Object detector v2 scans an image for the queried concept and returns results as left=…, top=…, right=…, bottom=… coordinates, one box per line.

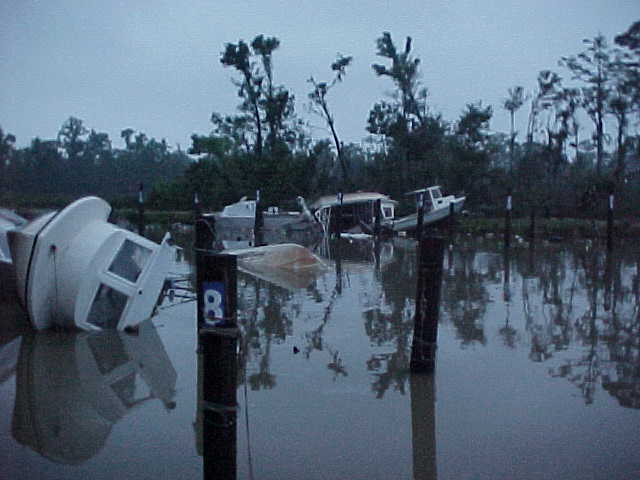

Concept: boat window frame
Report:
left=107, top=238, right=153, bottom=285
left=86, top=282, right=130, bottom=329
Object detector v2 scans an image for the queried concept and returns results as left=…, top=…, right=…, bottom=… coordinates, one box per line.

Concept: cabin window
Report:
left=87, top=284, right=128, bottom=329
left=383, top=207, right=393, bottom=219
left=431, top=189, right=442, bottom=199
left=108, top=239, right=152, bottom=283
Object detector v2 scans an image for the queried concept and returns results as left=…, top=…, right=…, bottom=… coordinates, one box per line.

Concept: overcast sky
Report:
left=1, top=1, right=639, bottom=150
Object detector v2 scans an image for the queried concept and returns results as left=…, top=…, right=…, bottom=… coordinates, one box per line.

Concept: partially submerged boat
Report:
left=205, top=195, right=321, bottom=248
left=7, top=196, right=175, bottom=331
left=388, top=186, right=465, bottom=233
left=311, top=192, right=397, bottom=234
left=223, top=243, right=327, bottom=290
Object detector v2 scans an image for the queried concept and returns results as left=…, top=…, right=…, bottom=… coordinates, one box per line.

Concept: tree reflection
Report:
left=440, top=241, right=492, bottom=346
left=237, top=277, right=296, bottom=391
left=365, top=243, right=416, bottom=398
left=543, top=244, right=640, bottom=408
left=228, top=234, right=640, bottom=407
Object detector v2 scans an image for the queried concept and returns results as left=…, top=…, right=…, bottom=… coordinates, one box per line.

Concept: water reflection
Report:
left=233, top=236, right=640, bottom=409
left=410, top=373, right=437, bottom=480
left=11, top=320, right=177, bottom=464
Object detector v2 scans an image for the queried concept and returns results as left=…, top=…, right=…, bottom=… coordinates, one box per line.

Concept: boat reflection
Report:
left=11, top=320, right=177, bottom=464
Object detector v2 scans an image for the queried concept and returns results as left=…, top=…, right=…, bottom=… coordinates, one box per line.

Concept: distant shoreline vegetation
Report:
left=1, top=23, right=639, bottom=220
left=13, top=203, right=639, bottom=241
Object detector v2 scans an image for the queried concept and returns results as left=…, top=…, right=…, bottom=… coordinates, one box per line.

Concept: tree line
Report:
left=0, top=117, right=190, bottom=208
left=1, top=21, right=639, bottom=217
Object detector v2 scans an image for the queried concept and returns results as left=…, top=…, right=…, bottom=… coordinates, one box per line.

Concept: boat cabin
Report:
left=8, top=197, right=174, bottom=331
left=310, top=192, right=397, bottom=234
left=406, top=186, right=447, bottom=212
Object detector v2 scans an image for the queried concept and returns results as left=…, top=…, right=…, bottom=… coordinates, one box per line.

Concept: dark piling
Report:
left=137, top=182, right=145, bottom=236
left=195, top=234, right=239, bottom=479
left=410, top=236, right=445, bottom=373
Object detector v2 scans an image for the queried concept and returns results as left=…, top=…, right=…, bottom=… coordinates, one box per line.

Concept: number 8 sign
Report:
left=202, top=281, right=225, bottom=325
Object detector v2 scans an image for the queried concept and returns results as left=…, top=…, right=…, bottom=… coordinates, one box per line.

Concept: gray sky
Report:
left=1, top=1, right=639, bottom=150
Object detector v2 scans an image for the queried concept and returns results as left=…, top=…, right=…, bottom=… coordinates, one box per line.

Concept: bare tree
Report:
left=308, top=54, right=353, bottom=188
left=560, top=34, right=613, bottom=175
left=502, top=86, right=526, bottom=173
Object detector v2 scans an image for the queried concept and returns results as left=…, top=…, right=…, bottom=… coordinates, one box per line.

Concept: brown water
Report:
left=1, top=235, right=639, bottom=479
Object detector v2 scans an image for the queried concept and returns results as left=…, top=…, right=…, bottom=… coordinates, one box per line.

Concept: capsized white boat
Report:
left=223, top=243, right=327, bottom=290
left=7, top=196, right=175, bottom=331
left=387, top=186, right=465, bottom=232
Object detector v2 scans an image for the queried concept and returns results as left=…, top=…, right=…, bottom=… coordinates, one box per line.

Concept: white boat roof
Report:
left=404, top=186, right=442, bottom=196
left=311, top=192, right=397, bottom=209
left=0, top=208, right=27, bottom=227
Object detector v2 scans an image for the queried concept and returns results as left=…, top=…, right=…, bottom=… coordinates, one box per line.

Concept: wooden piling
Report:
left=374, top=198, right=382, bottom=237
left=607, top=190, right=614, bottom=251
left=503, top=247, right=511, bottom=302
left=415, top=192, right=425, bottom=241
left=201, top=339, right=237, bottom=480
left=196, top=252, right=237, bottom=330
left=504, top=191, right=512, bottom=249
left=137, top=182, right=145, bottom=236
left=195, top=215, right=216, bottom=251
left=334, top=238, right=343, bottom=294
left=199, top=298, right=238, bottom=478
left=448, top=202, right=455, bottom=237
left=195, top=248, right=239, bottom=479
left=254, top=189, right=264, bottom=247
left=194, top=191, right=202, bottom=217
left=334, top=192, right=343, bottom=238
left=528, top=207, right=536, bottom=241
left=410, top=373, right=436, bottom=480
left=410, top=236, right=445, bottom=373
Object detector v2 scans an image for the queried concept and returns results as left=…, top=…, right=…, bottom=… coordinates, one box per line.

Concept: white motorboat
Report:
left=7, top=196, right=174, bottom=331
left=388, top=186, right=465, bottom=232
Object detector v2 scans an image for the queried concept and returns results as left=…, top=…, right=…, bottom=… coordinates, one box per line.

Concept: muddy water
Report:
left=1, top=236, right=639, bottom=479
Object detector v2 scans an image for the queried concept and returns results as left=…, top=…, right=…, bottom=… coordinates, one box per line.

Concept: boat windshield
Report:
left=87, top=284, right=128, bottom=329
left=108, top=239, right=152, bottom=283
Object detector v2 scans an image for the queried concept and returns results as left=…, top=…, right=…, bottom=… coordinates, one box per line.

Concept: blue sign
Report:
left=202, top=281, right=224, bottom=325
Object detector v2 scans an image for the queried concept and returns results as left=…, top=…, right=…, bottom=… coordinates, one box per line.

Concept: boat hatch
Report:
left=87, top=284, right=128, bottom=329
left=108, top=239, right=152, bottom=284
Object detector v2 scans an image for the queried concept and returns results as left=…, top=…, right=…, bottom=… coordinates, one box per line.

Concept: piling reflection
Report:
left=410, top=373, right=437, bottom=480
left=11, top=320, right=177, bottom=464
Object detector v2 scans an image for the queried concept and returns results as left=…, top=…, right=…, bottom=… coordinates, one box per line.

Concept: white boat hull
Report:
left=389, top=197, right=465, bottom=232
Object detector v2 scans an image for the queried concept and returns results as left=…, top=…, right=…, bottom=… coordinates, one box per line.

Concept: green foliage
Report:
left=0, top=117, right=191, bottom=206
left=4, top=23, right=640, bottom=224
